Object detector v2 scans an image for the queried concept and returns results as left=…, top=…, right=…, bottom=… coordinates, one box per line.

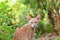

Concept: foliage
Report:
left=0, top=0, right=60, bottom=40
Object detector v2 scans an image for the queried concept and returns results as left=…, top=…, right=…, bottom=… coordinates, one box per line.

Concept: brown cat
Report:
left=13, top=14, right=40, bottom=40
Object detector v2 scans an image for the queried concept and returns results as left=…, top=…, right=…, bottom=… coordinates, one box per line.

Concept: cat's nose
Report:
left=34, top=25, right=36, bottom=28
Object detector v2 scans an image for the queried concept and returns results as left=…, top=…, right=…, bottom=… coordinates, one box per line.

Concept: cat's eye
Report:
left=35, top=21, right=37, bottom=23
left=31, top=22, right=33, bottom=23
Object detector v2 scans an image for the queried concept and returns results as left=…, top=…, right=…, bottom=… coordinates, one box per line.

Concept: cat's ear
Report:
left=36, top=14, right=40, bottom=20
left=27, top=14, right=31, bottom=21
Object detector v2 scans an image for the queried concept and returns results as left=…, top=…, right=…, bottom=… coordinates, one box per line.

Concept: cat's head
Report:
left=27, top=14, right=40, bottom=28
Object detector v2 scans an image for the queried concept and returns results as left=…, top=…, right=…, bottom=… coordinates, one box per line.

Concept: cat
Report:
left=14, top=14, right=40, bottom=40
